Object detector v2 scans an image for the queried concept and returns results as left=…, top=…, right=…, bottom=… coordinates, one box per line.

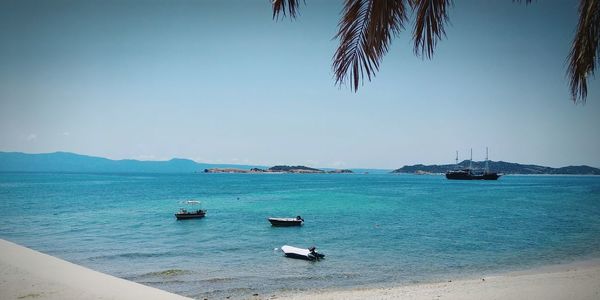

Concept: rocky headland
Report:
left=204, top=165, right=353, bottom=174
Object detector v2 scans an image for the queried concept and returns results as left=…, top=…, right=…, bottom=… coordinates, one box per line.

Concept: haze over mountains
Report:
left=0, top=152, right=598, bottom=175
left=0, top=152, right=391, bottom=174
left=0, top=151, right=265, bottom=173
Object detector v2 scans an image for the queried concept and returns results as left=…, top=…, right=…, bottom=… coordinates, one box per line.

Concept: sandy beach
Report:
left=0, top=239, right=192, bottom=300
left=2, top=238, right=600, bottom=300
left=285, top=262, right=600, bottom=300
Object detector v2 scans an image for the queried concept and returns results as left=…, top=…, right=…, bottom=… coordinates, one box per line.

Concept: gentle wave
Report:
left=194, top=287, right=259, bottom=299
left=87, top=251, right=177, bottom=260
left=272, top=273, right=361, bottom=282
left=202, top=277, right=235, bottom=283
left=141, top=269, right=191, bottom=277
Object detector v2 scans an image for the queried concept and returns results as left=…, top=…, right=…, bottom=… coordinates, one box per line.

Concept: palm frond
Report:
left=568, top=0, right=600, bottom=103
left=272, top=0, right=303, bottom=20
left=411, top=0, right=452, bottom=59
left=333, top=0, right=407, bottom=91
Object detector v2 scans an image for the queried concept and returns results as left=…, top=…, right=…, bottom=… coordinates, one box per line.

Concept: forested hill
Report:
left=392, top=160, right=600, bottom=175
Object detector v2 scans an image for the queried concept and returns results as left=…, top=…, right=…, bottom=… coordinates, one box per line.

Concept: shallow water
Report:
left=1, top=173, right=599, bottom=298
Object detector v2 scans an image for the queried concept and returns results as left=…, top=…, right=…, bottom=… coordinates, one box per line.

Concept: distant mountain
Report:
left=392, top=160, right=600, bottom=175
left=0, top=151, right=265, bottom=173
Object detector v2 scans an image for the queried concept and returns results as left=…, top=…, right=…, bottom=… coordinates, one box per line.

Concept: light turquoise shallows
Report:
left=1, top=173, right=599, bottom=298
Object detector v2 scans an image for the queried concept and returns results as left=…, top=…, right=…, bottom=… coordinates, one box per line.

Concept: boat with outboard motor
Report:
left=281, top=245, right=324, bottom=261
left=268, top=216, right=304, bottom=226
left=175, top=198, right=206, bottom=220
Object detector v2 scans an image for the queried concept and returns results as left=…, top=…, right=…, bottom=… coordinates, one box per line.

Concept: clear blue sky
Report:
left=1, top=0, right=598, bottom=169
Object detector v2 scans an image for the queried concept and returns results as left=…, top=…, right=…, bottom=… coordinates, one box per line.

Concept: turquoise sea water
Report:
left=1, top=173, right=600, bottom=298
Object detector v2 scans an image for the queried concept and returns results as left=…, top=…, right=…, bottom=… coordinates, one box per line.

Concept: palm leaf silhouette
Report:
left=272, top=0, right=598, bottom=103
left=272, top=0, right=303, bottom=19
left=333, top=0, right=407, bottom=90
left=411, top=0, right=452, bottom=59
left=568, top=0, right=599, bottom=103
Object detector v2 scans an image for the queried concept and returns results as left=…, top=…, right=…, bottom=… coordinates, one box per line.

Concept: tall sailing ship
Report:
left=445, top=148, right=501, bottom=180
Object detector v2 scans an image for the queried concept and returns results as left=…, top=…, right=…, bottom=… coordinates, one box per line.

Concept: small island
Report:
left=204, top=165, right=353, bottom=174
left=392, top=160, right=600, bottom=175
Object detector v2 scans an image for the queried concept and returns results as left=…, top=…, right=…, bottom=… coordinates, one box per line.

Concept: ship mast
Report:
left=469, top=148, right=473, bottom=170
left=455, top=151, right=458, bottom=166
left=485, top=147, right=489, bottom=174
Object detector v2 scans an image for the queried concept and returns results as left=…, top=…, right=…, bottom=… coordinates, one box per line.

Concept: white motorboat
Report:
left=281, top=245, right=325, bottom=261
left=268, top=216, right=304, bottom=226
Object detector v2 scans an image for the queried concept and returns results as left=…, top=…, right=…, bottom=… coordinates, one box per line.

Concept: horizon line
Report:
left=1, top=150, right=599, bottom=170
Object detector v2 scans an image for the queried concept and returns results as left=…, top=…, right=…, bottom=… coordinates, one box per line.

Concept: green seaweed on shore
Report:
left=146, top=269, right=191, bottom=277
left=17, top=293, right=41, bottom=299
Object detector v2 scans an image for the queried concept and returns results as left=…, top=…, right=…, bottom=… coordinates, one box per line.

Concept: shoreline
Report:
left=2, top=239, right=600, bottom=300
left=280, top=259, right=600, bottom=300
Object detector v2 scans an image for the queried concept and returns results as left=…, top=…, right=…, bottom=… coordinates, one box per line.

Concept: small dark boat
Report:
left=175, top=208, right=206, bottom=220
left=281, top=245, right=324, bottom=261
left=268, top=216, right=304, bottom=226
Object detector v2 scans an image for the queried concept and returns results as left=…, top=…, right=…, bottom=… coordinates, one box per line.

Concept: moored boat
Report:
left=281, top=245, right=324, bottom=261
left=446, top=169, right=501, bottom=180
left=446, top=148, right=501, bottom=180
left=175, top=208, right=206, bottom=220
left=268, top=216, right=304, bottom=226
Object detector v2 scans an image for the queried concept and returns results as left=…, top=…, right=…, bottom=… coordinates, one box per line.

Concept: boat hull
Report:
left=268, top=218, right=304, bottom=227
left=268, top=219, right=303, bottom=226
left=446, top=172, right=501, bottom=180
left=281, top=245, right=324, bottom=261
left=283, top=252, right=314, bottom=260
left=175, top=212, right=206, bottom=220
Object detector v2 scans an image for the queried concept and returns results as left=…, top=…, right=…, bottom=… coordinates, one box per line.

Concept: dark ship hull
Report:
left=175, top=209, right=206, bottom=220
left=268, top=218, right=303, bottom=226
left=445, top=170, right=501, bottom=180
